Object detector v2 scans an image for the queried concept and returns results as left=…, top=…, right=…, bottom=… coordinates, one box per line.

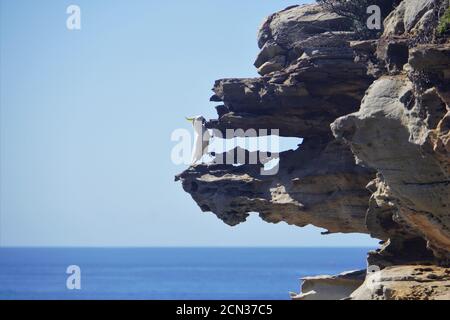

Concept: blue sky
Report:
left=0, top=0, right=378, bottom=247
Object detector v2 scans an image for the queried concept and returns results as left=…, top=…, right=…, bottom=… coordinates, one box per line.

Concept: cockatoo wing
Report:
left=191, top=122, right=209, bottom=164
left=202, top=128, right=211, bottom=155
left=192, top=133, right=203, bottom=164
left=190, top=117, right=211, bottom=165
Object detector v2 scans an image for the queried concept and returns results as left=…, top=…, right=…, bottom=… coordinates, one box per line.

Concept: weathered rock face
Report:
left=332, top=29, right=450, bottom=263
left=176, top=0, right=450, bottom=299
left=290, top=270, right=366, bottom=300
left=332, top=75, right=450, bottom=260
left=178, top=3, right=376, bottom=235
left=383, top=0, right=436, bottom=36
left=207, top=4, right=373, bottom=139
left=177, top=139, right=373, bottom=234
left=351, top=265, right=450, bottom=300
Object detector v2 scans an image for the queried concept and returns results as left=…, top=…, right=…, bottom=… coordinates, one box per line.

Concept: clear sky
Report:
left=0, top=0, right=378, bottom=247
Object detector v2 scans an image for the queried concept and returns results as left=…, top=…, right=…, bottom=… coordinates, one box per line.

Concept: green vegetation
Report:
left=437, top=6, right=450, bottom=35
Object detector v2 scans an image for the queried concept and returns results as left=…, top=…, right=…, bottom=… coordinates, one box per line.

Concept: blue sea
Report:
left=0, top=247, right=370, bottom=300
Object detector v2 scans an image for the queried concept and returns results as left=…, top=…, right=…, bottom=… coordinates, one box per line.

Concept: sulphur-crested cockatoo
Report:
left=186, top=116, right=211, bottom=165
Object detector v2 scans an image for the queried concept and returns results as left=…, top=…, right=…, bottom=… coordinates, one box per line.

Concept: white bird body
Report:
left=187, top=116, right=210, bottom=165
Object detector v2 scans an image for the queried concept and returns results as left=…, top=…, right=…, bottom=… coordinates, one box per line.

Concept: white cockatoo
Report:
left=186, top=116, right=211, bottom=165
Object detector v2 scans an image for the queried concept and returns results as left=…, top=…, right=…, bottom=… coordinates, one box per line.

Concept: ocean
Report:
left=0, top=247, right=370, bottom=300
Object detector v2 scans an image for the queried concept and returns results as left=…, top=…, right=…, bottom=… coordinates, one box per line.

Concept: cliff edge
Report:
left=176, top=0, right=450, bottom=300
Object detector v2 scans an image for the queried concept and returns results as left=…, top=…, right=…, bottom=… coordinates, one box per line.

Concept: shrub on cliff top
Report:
left=437, top=5, right=450, bottom=35
left=316, top=0, right=401, bottom=38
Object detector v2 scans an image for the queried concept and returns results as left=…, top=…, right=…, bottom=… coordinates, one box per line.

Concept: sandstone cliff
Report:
left=176, top=0, right=450, bottom=300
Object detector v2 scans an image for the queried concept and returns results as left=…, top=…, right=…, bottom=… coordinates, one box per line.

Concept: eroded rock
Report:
left=290, top=270, right=366, bottom=300
left=332, top=74, right=450, bottom=260
left=176, top=139, right=374, bottom=234
left=351, top=265, right=450, bottom=300
left=383, top=0, right=435, bottom=36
